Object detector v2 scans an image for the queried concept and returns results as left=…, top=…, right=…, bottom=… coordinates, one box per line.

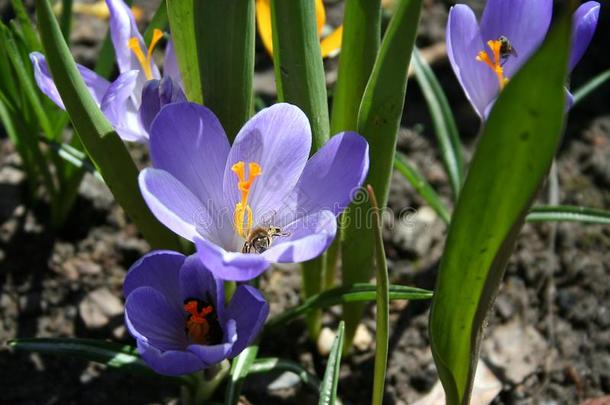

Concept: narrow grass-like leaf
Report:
left=248, top=358, right=321, bottom=393
left=330, top=0, right=381, bottom=134
left=270, top=0, right=331, bottom=341
left=412, top=48, right=463, bottom=199
left=572, top=69, right=610, bottom=106
left=35, top=0, right=181, bottom=250
left=265, top=283, right=431, bottom=328
left=319, top=321, right=344, bottom=405
left=326, top=0, right=381, bottom=292
left=8, top=338, right=185, bottom=384
left=270, top=0, right=329, bottom=151
left=225, top=345, right=258, bottom=405
left=60, top=0, right=73, bottom=41
left=526, top=205, right=610, bottom=224
left=368, top=185, right=389, bottom=405
left=10, top=0, right=43, bottom=51
left=341, top=0, right=422, bottom=352
left=429, top=7, right=573, bottom=404
left=394, top=152, right=451, bottom=224
left=166, top=0, right=203, bottom=103
left=197, top=1, right=254, bottom=141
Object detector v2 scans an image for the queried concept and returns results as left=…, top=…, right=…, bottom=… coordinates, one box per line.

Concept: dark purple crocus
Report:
left=124, top=251, right=269, bottom=376
left=30, top=0, right=182, bottom=142
left=139, top=102, right=369, bottom=281
left=447, top=0, right=600, bottom=118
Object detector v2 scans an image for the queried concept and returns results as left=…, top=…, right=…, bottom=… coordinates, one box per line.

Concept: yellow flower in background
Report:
left=256, top=0, right=343, bottom=58
left=54, top=0, right=144, bottom=22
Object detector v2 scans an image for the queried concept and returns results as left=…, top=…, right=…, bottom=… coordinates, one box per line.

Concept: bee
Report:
left=497, top=35, right=518, bottom=65
left=242, top=226, right=289, bottom=254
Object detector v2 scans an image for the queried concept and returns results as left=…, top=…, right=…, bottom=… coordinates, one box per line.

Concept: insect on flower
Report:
left=138, top=102, right=369, bottom=281
left=447, top=0, right=600, bottom=118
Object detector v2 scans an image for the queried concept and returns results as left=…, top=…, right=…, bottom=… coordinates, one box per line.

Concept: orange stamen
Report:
left=127, top=29, right=164, bottom=80
left=184, top=300, right=215, bottom=344
left=231, top=161, right=262, bottom=237
left=476, top=39, right=508, bottom=90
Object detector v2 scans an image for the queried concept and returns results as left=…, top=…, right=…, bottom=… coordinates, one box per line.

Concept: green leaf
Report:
left=166, top=0, right=203, bottom=103
left=319, top=321, right=344, bottom=405
left=330, top=0, right=381, bottom=134
left=248, top=358, right=321, bottom=393
left=394, top=152, right=451, bottom=224
left=270, top=0, right=331, bottom=341
left=428, top=6, right=573, bottom=404
left=572, top=69, right=610, bottom=106
left=368, top=186, right=389, bottom=405
left=60, top=0, right=73, bottom=42
left=10, top=0, right=43, bottom=51
left=341, top=0, right=422, bottom=352
left=35, top=0, right=181, bottom=251
left=265, top=283, right=432, bottom=328
left=526, top=205, right=610, bottom=224
left=225, top=345, right=258, bottom=405
left=412, top=48, right=463, bottom=199
left=270, top=0, right=329, bottom=151
left=197, top=0, right=254, bottom=141
left=8, top=338, right=185, bottom=384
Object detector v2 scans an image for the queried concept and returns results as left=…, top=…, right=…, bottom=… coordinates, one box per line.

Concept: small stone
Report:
left=79, top=287, right=124, bottom=329
left=392, top=206, right=445, bottom=258
left=317, top=327, right=336, bottom=356
left=483, top=317, right=548, bottom=384
left=268, top=371, right=302, bottom=391
left=353, top=323, right=373, bottom=352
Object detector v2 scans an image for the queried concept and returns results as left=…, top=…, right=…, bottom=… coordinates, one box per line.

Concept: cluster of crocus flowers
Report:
left=255, top=0, right=343, bottom=58
left=139, top=102, right=369, bottom=281
left=124, top=251, right=268, bottom=376
left=447, top=0, right=600, bottom=118
left=31, top=0, right=182, bottom=143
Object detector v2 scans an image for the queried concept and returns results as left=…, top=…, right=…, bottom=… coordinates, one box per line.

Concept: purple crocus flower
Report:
left=124, top=251, right=269, bottom=376
left=447, top=0, right=600, bottom=118
left=30, top=0, right=182, bottom=143
left=139, top=102, right=369, bottom=282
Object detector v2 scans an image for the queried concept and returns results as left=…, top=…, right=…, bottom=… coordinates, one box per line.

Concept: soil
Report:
left=1, top=0, right=609, bottom=404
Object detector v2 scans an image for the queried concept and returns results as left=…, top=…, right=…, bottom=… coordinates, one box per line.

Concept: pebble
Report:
left=79, top=287, right=124, bottom=329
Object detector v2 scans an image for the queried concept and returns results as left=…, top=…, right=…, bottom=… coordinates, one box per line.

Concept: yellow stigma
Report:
left=127, top=28, right=164, bottom=80
left=231, top=161, right=262, bottom=238
left=476, top=39, right=508, bottom=90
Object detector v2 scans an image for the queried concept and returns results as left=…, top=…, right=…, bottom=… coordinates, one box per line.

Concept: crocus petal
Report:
left=125, top=286, right=188, bottom=351
left=194, top=237, right=270, bottom=282
left=280, top=132, right=368, bottom=225
left=139, top=77, right=187, bottom=134
left=163, top=40, right=183, bottom=88
left=255, top=0, right=274, bottom=56
left=179, top=255, right=226, bottom=322
left=261, top=210, right=336, bottom=263
left=136, top=339, right=206, bottom=376
left=100, top=70, right=147, bottom=143
left=139, top=168, right=215, bottom=242
left=223, top=103, right=311, bottom=225
left=479, top=0, right=552, bottom=78
left=29, top=52, right=110, bottom=109
left=315, top=0, right=326, bottom=36
left=150, top=102, right=230, bottom=215
left=187, top=319, right=236, bottom=367
left=124, top=250, right=185, bottom=313
left=446, top=5, right=498, bottom=117
left=569, top=1, right=600, bottom=72
left=106, top=0, right=158, bottom=76
left=320, top=26, right=343, bottom=58
left=226, top=285, right=269, bottom=357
